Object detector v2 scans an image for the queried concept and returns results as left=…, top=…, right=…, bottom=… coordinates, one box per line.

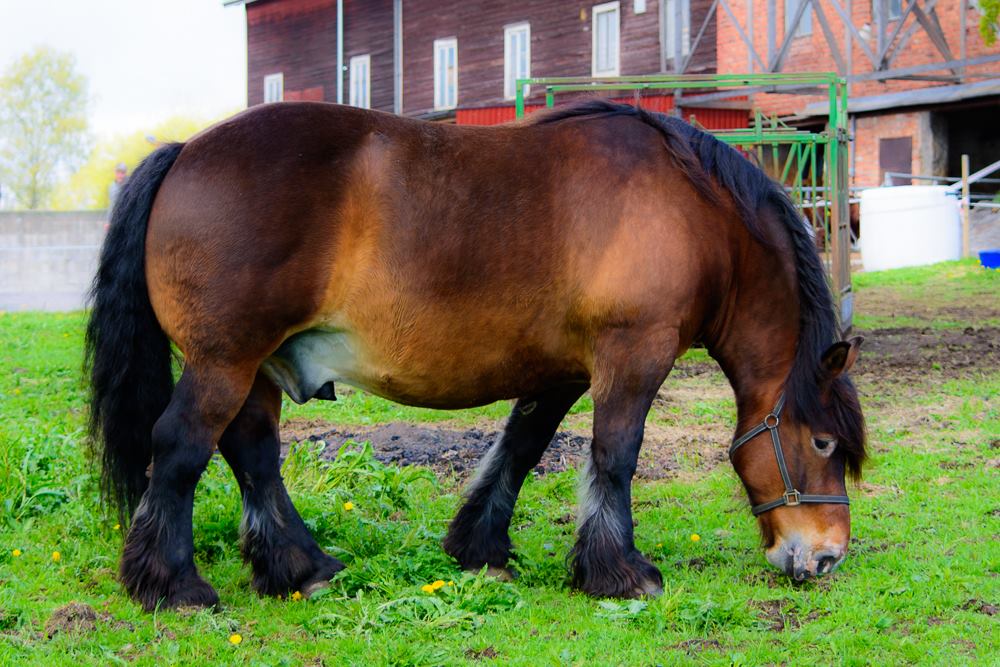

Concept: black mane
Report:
left=532, top=100, right=866, bottom=476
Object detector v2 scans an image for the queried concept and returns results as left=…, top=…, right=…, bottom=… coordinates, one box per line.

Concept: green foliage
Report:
left=51, top=114, right=232, bottom=211
left=0, top=263, right=997, bottom=664
left=981, top=0, right=1000, bottom=45
left=0, top=47, right=90, bottom=209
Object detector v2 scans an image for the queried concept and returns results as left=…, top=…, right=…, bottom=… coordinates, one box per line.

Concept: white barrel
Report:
left=859, top=185, right=961, bottom=272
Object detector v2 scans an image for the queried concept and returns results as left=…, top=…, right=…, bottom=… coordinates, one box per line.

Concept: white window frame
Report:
left=504, top=23, right=531, bottom=100
left=433, top=37, right=458, bottom=111
left=349, top=54, right=371, bottom=108
left=592, top=2, right=621, bottom=77
left=872, top=0, right=903, bottom=21
left=263, top=72, right=283, bottom=103
left=664, top=0, right=691, bottom=59
left=785, top=0, right=813, bottom=38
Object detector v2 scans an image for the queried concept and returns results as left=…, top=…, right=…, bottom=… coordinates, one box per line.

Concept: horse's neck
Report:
left=705, top=235, right=800, bottom=429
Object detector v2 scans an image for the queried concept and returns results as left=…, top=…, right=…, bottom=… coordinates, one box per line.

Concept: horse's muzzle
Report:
left=766, top=535, right=846, bottom=581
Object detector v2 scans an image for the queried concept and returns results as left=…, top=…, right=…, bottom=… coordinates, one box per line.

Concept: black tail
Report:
left=85, top=143, right=185, bottom=524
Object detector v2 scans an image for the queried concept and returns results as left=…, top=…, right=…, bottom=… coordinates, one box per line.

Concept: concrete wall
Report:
left=0, top=211, right=108, bottom=311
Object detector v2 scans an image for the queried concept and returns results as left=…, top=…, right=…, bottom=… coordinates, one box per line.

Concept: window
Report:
left=434, top=38, right=458, bottom=110
left=263, top=73, right=283, bottom=103
left=663, top=0, right=691, bottom=59
left=785, top=0, right=813, bottom=38
left=872, top=0, right=903, bottom=21
left=504, top=23, right=531, bottom=100
left=349, top=54, right=371, bottom=108
left=592, top=2, right=621, bottom=76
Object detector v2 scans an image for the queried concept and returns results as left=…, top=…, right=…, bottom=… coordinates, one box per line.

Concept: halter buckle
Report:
left=764, top=413, right=780, bottom=429
left=783, top=489, right=801, bottom=507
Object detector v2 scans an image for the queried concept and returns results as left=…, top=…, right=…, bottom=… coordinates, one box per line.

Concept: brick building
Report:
left=227, top=0, right=1000, bottom=188
left=711, top=0, right=1000, bottom=188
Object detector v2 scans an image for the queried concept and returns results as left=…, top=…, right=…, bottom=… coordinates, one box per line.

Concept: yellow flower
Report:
left=343, top=502, right=354, bottom=511
left=12, top=549, right=22, bottom=557
left=113, top=523, right=120, bottom=531
left=291, top=591, right=303, bottom=601
left=13, top=388, right=21, bottom=395
left=690, top=533, right=701, bottom=542
left=420, top=584, right=436, bottom=594
left=656, top=543, right=663, bottom=548
left=229, top=633, right=242, bottom=645
left=51, top=551, right=61, bottom=562
left=447, top=580, right=454, bottom=586
left=431, top=580, right=445, bottom=590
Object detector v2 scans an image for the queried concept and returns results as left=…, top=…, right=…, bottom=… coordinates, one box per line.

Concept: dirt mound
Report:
left=45, top=602, right=97, bottom=638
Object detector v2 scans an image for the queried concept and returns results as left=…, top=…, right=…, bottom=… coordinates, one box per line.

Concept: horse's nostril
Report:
left=817, top=555, right=837, bottom=575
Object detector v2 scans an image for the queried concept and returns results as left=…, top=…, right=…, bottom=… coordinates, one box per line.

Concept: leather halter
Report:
left=729, top=394, right=850, bottom=516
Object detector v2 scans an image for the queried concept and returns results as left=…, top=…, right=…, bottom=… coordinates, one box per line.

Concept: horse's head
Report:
left=730, top=337, right=866, bottom=581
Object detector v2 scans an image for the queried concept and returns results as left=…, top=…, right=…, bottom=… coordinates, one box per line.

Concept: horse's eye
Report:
left=812, top=437, right=837, bottom=457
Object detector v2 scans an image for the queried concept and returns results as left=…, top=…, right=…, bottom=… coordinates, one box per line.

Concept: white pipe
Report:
left=336, top=0, right=344, bottom=104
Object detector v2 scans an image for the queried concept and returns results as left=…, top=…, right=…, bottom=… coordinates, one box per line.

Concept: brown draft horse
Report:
left=86, top=99, right=866, bottom=611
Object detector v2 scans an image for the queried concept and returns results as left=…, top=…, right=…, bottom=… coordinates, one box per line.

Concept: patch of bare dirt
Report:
left=670, top=639, right=722, bottom=653
left=44, top=602, right=97, bottom=639
left=960, top=599, right=998, bottom=616
left=464, top=646, right=499, bottom=660
left=750, top=599, right=801, bottom=632
left=854, top=326, right=999, bottom=385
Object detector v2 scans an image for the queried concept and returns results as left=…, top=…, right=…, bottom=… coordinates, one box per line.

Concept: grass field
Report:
left=0, top=260, right=997, bottom=666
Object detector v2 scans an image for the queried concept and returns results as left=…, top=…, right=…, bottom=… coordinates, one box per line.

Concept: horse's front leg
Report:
left=571, top=326, right=678, bottom=598
left=444, top=383, right=587, bottom=575
left=217, top=373, right=344, bottom=597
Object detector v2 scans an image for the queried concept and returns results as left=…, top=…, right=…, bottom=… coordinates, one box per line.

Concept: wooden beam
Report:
left=886, top=0, right=940, bottom=69
left=850, top=52, right=1000, bottom=81
left=681, top=0, right=720, bottom=75
left=813, top=2, right=847, bottom=75
left=769, top=0, right=811, bottom=72
left=719, top=0, right=768, bottom=71
left=878, top=0, right=918, bottom=66
left=826, top=0, right=878, bottom=67
left=912, top=3, right=955, bottom=65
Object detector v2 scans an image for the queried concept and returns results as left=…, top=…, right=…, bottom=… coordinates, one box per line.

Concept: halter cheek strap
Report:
left=729, top=394, right=850, bottom=516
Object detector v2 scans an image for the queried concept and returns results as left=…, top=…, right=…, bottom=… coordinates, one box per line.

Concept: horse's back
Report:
left=144, top=102, right=728, bottom=406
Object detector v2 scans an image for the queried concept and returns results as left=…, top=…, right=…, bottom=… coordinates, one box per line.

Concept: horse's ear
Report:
left=821, top=336, right=863, bottom=379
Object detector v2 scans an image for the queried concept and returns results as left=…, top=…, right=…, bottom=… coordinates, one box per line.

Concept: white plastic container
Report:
left=859, top=185, right=961, bottom=271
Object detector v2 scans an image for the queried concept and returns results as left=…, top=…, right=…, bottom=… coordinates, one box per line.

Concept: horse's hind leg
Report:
left=217, top=373, right=344, bottom=597
left=571, top=327, right=678, bottom=598
left=444, top=383, right=587, bottom=574
left=120, top=362, right=254, bottom=611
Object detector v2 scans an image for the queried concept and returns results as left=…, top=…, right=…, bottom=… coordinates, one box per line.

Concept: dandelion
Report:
left=229, top=633, right=243, bottom=645
left=431, top=580, right=445, bottom=590
left=656, top=543, right=663, bottom=548
left=291, top=591, right=303, bottom=601
left=343, top=501, right=354, bottom=511
left=13, top=388, right=21, bottom=395
left=113, top=523, right=120, bottom=531
left=690, top=533, right=701, bottom=542
left=420, top=584, right=436, bottom=594
left=51, top=551, right=61, bottom=562
left=447, top=580, right=454, bottom=587
left=12, top=549, right=22, bottom=557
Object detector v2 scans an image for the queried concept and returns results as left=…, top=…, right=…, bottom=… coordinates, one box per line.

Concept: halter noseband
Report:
left=729, top=394, right=850, bottom=516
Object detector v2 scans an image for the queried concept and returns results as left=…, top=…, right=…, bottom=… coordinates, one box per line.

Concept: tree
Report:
left=982, top=0, right=1000, bottom=45
left=0, top=47, right=90, bottom=209
left=51, top=114, right=233, bottom=211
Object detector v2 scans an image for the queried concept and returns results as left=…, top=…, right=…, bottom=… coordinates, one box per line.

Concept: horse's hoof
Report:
left=300, top=554, right=346, bottom=597
left=630, top=578, right=664, bottom=598
left=158, top=575, right=220, bottom=611
left=478, top=566, right=516, bottom=581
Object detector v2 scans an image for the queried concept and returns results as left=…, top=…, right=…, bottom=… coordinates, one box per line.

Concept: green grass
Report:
left=0, top=262, right=997, bottom=666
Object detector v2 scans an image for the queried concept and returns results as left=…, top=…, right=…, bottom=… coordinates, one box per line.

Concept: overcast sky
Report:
left=0, top=0, right=247, bottom=137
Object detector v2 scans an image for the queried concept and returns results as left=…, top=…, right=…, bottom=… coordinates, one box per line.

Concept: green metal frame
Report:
left=514, top=73, right=853, bottom=331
